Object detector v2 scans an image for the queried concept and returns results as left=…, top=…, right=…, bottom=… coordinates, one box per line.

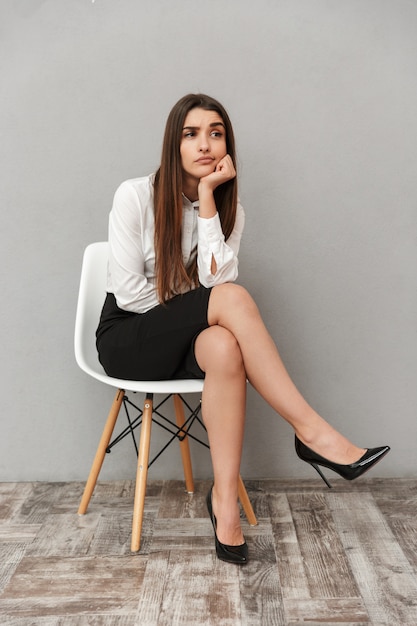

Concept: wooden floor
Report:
left=0, top=478, right=416, bottom=625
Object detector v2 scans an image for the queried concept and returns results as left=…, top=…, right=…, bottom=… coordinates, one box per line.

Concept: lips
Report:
left=196, top=157, right=215, bottom=164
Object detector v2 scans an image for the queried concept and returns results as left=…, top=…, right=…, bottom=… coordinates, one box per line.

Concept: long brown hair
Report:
left=154, top=93, right=238, bottom=303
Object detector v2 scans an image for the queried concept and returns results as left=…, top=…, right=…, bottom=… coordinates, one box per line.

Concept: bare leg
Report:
left=207, top=283, right=366, bottom=464
left=195, top=283, right=366, bottom=546
left=194, top=325, right=247, bottom=546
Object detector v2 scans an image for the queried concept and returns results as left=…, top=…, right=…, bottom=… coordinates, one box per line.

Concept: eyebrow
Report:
left=182, top=122, right=226, bottom=130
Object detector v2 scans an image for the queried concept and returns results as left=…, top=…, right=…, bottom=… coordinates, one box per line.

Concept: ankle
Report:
left=212, top=483, right=238, bottom=506
left=211, top=485, right=243, bottom=544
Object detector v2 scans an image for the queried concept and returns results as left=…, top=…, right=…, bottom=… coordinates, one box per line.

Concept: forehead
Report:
left=183, top=107, right=224, bottom=127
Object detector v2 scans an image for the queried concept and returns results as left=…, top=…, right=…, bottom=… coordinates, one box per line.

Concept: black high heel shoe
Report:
left=295, top=435, right=390, bottom=488
left=206, top=487, right=248, bottom=565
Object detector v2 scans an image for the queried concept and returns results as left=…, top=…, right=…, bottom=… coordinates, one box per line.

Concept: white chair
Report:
left=75, top=242, right=257, bottom=552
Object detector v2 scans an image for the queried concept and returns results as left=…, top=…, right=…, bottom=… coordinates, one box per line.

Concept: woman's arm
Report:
left=107, top=178, right=160, bottom=313
left=196, top=155, right=244, bottom=286
left=197, top=201, right=245, bottom=287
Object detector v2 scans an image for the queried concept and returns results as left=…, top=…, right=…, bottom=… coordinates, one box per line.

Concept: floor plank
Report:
left=283, top=597, right=370, bottom=625
left=0, top=555, right=146, bottom=619
left=158, top=553, right=241, bottom=626
left=288, top=492, right=360, bottom=599
left=270, top=493, right=312, bottom=600
left=238, top=533, right=285, bottom=625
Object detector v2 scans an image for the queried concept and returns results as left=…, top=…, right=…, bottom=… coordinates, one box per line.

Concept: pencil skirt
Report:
left=95, top=288, right=212, bottom=381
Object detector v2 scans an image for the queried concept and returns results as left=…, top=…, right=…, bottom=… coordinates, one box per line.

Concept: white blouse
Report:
left=106, top=174, right=245, bottom=313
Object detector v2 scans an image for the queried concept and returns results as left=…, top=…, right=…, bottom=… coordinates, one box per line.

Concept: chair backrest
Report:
left=74, top=242, right=109, bottom=380
left=74, top=242, right=204, bottom=394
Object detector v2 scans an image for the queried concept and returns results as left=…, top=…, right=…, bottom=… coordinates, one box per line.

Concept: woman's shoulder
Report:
left=111, top=175, right=156, bottom=224
left=114, top=174, right=155, bottom=201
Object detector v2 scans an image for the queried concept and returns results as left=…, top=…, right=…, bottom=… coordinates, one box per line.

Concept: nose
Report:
left=199, top=136, right=210, bottom=152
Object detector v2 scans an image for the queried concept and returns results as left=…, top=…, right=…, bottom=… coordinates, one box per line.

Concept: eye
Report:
left=183, top=131, right=195, bottom=139
left=210, top=128, right=224, bottom=138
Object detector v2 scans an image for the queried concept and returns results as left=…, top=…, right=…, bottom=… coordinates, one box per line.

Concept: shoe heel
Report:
left=310, top=462, right=333, bottom=489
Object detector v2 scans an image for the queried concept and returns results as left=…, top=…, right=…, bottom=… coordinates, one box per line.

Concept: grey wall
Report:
left=1, top=0, right=415, bottom=482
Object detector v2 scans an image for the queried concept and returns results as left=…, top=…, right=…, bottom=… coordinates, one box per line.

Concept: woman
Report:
left=96, top=93, right=390, bottom=564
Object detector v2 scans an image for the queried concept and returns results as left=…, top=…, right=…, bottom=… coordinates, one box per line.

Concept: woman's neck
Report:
left=181, top=177, right=199, bottom=203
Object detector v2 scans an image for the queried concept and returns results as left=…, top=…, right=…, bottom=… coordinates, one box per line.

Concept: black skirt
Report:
left=96, top=287, right=212, bottom=381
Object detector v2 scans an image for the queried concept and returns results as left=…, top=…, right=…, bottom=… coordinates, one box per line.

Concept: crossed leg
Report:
left=194, top=283, right=365, bottom=546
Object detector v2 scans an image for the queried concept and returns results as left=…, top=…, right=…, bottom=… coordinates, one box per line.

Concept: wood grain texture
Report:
left=327, top=491, right=417, bottom=626
left=0, top=479, right=416, bottom=625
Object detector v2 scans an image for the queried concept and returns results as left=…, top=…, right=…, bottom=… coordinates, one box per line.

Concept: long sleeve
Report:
left=107, top=177, right=160, bottom=313
left=197, top=202, right=245, bottom=287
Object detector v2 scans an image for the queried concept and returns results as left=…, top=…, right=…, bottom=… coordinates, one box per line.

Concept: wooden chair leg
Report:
left=173, top=394, right=195, bottom=494
left=131, top=394, right=153, bottom=552
left=238, top=475, right=258, bottom=526
left=78, top=389, right=125, bottom=515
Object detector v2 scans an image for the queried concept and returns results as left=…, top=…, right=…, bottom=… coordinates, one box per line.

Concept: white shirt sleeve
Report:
left=107, top=179, right=160, bottom=313
left=197, top=202, right=245, bottom=287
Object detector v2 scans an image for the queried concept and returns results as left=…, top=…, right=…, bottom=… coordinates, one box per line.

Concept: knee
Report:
left=195, top=326, right=244, bottom=376
left=212, top=326, right=243, bottom=365
left=211, top=283, right=259, bottom=317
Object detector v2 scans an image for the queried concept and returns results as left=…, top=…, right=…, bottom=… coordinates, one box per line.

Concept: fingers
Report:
left=215, top=155, right=236, bottom=180
left=198, top=154, right=236, bottom=195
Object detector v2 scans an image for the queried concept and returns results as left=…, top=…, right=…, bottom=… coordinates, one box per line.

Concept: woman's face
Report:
left=180, top=107, right=227, bottom=189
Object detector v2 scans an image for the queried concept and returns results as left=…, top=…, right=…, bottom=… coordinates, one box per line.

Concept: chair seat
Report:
left=81, top=366, right=204, bottom=395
